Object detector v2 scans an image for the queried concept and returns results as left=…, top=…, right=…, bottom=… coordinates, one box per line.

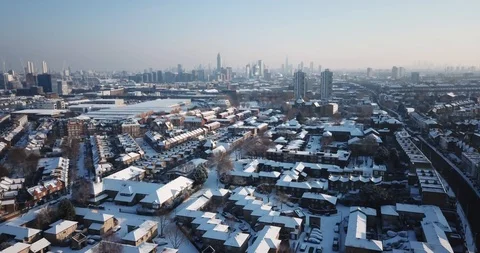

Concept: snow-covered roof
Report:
left=345, top=209, right=383, bottom=251
left=29, top=238, right=51, bottom=253
left=104, top=166, right=145, bottom=180
left=380, top=205, right=399, bottom=216
left=140, top=176, right=193, bottom=206
left=302, top=192, right=337, bottom=205
left=247, top=225, right=281, bottom=253
left=84, top=211, right=114, bottom=222
left=0, top=224, right=41, bottom=240
left=224, top=232, right=250, bottom=247
left=2, top=242, right=30, bottom=253
left=122, top=220, right=158, bottom=242
left=44, top=220, right=78, bottom=235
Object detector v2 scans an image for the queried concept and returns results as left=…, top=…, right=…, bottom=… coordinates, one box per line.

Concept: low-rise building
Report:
left=43, top=220, right=78, bottom=245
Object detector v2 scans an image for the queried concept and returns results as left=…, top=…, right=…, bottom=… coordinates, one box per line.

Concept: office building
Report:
left=392, top=66, right=399, bottom=79
left=258, top=60, right=264, bottom=77
left=245, top=64, right=251, bottom=79
left=37, top=73, right=54, bottom=93
left=57, top=80, right=69, bottom=95
left=285, top=56, right=289, bottom=74
left=310, top=62, right=314, bottom=74
left=225, top=67, right=232, bottom=81
left=177, top=64, right=183, bottom=74
left=42, top=61, right=48, bottom=74
left=399, top=67, right=406, bottom=78
left=157, top=70, right=163, bottom=83
left=367, top=68, right=373, bottom=78
left=25, top=73, right=36, bottom=88
left=411, top=72, right=420, bottom=83
left=293, top=71, right=307, bottom=101
left=320, top=69, right=333, bottom=100
left=217, top=53, right=222, bottom=72
left=300, top=61, right=304, bottom=71
left=143, top=73, right=149, bottom=83
left=152, top=71, right=157, bottom=83
left=198, top=69, right=205, bottom=81
left=318, top=65, right=322, bottom=74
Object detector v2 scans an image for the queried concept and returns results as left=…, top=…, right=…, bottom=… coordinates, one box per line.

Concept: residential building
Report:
left=122, top=220, right=158, bottom=246
left=293, top=71, right=306, bottom=101
left=43, top=220, right=78, bottom=245
left=320, top=69, right=333, bottom=100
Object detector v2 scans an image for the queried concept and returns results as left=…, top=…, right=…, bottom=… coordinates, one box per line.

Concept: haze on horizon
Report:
left=1, top=0, right=479, bottom=72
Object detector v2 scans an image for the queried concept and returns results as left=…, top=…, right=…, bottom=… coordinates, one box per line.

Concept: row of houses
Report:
left=176, top=186, right=302, bottom=253
left=91, top=167, right=194, bottom=211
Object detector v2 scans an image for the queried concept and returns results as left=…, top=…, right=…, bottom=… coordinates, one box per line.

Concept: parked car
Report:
left=334, top=225, right=339, bottom=233
left=300, top=243, right=307, bottom=252
left=316, top=246, right=323, bottom=253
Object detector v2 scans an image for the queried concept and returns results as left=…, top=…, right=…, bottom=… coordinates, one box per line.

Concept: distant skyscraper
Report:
left=42, top=61, right=48, bottom=74
left=392, top=66, right=399, bottom=79
left=285, top=56, right=289, bottom=74
left=57, top=80, right=69, bottom=95
left=217, top=53, right=222, bottom=72
left=258, top=60, right=264, bottom=77
left=143, top=72, right=148, bottom=83
left=318, top=65, right=322, bottom=74
left=399, top=67, right=405, bottom=78
left=367, top=68, right=373, bottom=78
left=310, top=62, right=314, bottom=74
left=152, top=71, right=157, bottom=83
left=320, top=69, right=333, bottom=100
left=157, top=70, right=163, bottom=83
left=411, top=72, right=420, bottom=83
left=177, top=64, right=183, bottom=74
left=246, top=64, right=251, bottom=78
left=300, top=62, right=304, bottom=71
left=37, top=73, right=53, bottom=93
left=293, top=71, right=307, bottom=101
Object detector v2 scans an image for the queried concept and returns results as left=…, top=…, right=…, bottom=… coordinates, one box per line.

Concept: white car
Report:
left=308, top=238, right=321, bottom=244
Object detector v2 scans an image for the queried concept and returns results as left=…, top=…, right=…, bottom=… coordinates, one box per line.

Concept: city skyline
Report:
left=1, top=1, right=479, bottom=71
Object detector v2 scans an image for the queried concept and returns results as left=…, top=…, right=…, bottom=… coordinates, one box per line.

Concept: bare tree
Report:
left=93, top=241, right=123, bottom=253
left=212, top=153, right=233, bottom=177
left=158, top=215, right=170, bottom=237
left=35, top=206, right=57, bottom=229
left=72, top=178, right=92, bottom=206
left=166, top=224, right=186, bottom=249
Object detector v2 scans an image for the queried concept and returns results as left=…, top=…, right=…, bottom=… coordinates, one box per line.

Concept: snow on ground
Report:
left=50, top=244, right=95, bottom=253
left=77, top=142, right=89, bottom=179
left=135, top=137, right=157, bottom=158
left=457, top=204, right=477, bottom=253
left=305, top=135, right=322, bottom=153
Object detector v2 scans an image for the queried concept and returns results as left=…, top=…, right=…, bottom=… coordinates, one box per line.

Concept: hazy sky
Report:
left=1, top=0, right=479, bottom=72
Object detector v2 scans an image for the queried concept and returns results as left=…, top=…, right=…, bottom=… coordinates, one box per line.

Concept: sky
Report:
left=1, top=0, right=479, bottom=72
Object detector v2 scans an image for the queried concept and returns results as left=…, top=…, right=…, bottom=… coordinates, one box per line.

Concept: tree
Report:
left=296, top=112, right=306, bottom=124
left=0, top=165, right=9, bottom=177
left=389, top=148, right=401, bottom=168
left=72, top=178, right=92, bottom=206
left=158, top=215, right=170, bottom=238
left=92, top=241, right=123, bottom=253
left=166, top=224, right=186, bottom=249
left=57, top=199, right=76, bottom=220
left=192, top=166, right=208, bottom=185
left=35, top=207, right=57, bottom=229
left=213, top=153, right=233, bottom=177
left=359, top=185, right=393, bottom=209
left=374, top=146, right=389, bottom=164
